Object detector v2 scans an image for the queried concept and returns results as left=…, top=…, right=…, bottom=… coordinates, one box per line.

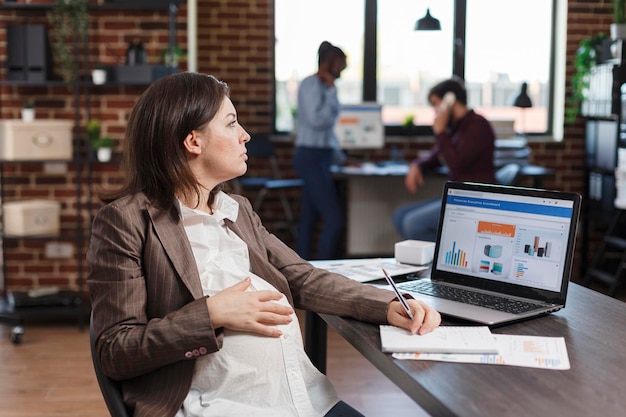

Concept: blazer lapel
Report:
left=148, top=204, right=204, bottom=299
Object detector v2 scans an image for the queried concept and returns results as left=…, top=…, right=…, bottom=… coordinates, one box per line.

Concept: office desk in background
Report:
left=332, top=162, right=446, bottom=257
left=332, top=162, right=556, bottom=257
left=317, top=283, right=626, bottom=417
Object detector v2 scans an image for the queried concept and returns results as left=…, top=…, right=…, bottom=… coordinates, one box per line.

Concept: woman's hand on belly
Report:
left=206, top=277, right=294, bottom=337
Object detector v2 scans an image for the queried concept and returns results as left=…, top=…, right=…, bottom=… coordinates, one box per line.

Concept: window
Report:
left=464, top=0, right=553, bottom=135
left=275, top=0, right=555, bottom=136
left=274, top=0, right=364, bottom=132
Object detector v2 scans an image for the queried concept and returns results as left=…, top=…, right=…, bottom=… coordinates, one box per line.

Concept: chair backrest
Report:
left=244, top=134, right=283, bottom=179
left=89, top=313, right=130, bottom=417
left=245, top=134, right=276, bottom=159
left=495, top=163, right=522, bottom=186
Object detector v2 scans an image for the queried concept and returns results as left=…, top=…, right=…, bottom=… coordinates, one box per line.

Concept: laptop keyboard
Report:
left=397, top=280, right=544, bottom=315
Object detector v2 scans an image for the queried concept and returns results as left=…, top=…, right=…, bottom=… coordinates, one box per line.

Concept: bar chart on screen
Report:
left=443, top=241, right=469, bottom=268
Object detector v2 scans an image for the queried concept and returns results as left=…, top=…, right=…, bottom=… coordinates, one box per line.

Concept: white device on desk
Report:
left=396, top=181, right=582, bottom=326
left=394, top=240, right=435, bottom=265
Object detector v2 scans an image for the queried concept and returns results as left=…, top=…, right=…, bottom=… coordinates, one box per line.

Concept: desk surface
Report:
left=319, top=283, right=626, bottom=417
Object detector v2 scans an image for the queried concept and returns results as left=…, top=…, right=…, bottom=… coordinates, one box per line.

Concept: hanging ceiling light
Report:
left=414, top=8, right=441, bottom=31
left=513, top=82, right=533, bottom=136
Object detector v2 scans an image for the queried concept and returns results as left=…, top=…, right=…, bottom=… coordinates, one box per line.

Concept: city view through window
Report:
left=275, top=0, right=553, bottom=135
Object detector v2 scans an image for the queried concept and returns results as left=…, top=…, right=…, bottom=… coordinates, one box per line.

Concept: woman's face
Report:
left=329, top=56, right=347, bottom=80
left=199, top=96, right=251, bottom=184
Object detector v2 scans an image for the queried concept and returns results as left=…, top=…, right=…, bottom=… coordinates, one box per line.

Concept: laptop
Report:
left=396, top=181, right=582, bottom=326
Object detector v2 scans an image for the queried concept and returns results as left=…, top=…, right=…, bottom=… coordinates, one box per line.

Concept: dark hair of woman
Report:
left=317, top=41, right=346, bottom=66
left=99, top=73, right=230, bottom=211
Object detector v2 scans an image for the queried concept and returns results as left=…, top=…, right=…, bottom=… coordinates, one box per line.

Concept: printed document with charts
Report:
left=390, top=333, right=570, bottom=370
left=379, top=325, right=499, bottom=354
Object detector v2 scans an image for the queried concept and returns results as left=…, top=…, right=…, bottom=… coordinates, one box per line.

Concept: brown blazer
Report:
left=88, top=193, right=397, bottom=417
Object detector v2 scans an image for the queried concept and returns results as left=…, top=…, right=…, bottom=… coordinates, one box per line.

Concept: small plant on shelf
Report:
left=47, top=0, right=89, bottom=87
left=615, top=0, right=626, bottom=24
left=161, top=45, right=187, bottom=68
left=86, top=119, right=114, bottom=162
left=21, top=101, right=35, bottom=122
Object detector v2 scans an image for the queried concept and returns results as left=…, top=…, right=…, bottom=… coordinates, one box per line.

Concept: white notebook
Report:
left=379, top=325, right=499, bottom=354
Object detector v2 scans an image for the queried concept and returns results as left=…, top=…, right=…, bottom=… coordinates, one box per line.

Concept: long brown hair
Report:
left=100, top=73, right=230, bottom=211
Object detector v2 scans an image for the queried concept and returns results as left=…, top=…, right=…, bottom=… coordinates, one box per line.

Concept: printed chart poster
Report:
left=471, top=221, right=516, bottom=278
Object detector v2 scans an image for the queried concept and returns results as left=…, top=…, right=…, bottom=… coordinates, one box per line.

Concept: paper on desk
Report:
left=392, top=334, right=570, bottom=370
left=380, top=325, right=499, bottom=354
left=312, top=258, right=427, bottom=283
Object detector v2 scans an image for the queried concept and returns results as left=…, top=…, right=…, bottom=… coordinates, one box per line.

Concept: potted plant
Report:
left=612, top=0, right=626, bottom=39
left=91, top=63, right=107, bottom=85
left=161, top=45, right=186, bottom=69
left=47, top=0, right=89, bottom=87
left=565, top=33, right=607, bottom=124
left=401, top=113, right=417, bottom=135
left=86, top=119, right=114, bottom=162
left=20, top=101, right=35, bottom=122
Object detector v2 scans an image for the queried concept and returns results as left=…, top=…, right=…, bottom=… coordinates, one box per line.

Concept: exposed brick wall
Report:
left=0, top=1, right=187, bottom=294
left=0, top=0, right=614, bottom=293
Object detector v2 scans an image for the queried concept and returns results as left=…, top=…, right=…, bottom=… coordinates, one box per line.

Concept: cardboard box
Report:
left=0, top=120, right=73, bottom=161
left=3, top=199, right=61, bottom=236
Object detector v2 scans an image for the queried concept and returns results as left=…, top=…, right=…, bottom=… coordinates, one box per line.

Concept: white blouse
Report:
left=176, top=192, right=339, bottom=417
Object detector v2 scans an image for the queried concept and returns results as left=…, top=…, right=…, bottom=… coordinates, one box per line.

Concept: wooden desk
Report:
left=317, top=283, right=626, bottom=417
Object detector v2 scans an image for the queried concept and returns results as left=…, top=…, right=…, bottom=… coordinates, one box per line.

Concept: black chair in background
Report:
left=495, top=163, right=522, bottom=186
left=234, top=134, right=303, bottom=238
left=89, top=313, right=130, bottom=417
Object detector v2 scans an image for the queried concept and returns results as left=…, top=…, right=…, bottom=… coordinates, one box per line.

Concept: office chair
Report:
left=495, top=163, right=522, bottom=186
left=89, top=313, right=130, bottom=417
left=234, top=134, right=304, bottom=237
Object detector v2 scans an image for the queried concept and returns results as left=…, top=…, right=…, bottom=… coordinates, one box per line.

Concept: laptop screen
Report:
left=432, top=182, right=582, bottom=303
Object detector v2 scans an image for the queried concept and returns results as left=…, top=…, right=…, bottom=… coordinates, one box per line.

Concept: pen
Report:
left=382, top=268, right=414, bottom=321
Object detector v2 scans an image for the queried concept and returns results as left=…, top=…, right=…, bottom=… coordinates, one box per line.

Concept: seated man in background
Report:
left=393, top=77, right=496, bottom=242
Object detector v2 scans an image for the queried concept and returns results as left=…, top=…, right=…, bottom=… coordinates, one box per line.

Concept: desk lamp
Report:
left=414, top=8, right=441, bottom=31
left=513, top=82, right=532, bottom=136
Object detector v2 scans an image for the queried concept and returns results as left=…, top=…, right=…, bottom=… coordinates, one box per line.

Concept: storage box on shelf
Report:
left=2, top=200, right=61, bottom=237
left=0, top=120, right=73, bottom=161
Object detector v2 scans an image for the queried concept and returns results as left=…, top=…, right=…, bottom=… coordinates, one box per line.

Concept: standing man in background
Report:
left=293, top=41, right=347, bottom=260
left=393, top=77, right=496, bottom=242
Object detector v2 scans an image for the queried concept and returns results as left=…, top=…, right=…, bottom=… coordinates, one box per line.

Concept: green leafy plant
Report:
left=615, top=0, right=626, bottom=24
left=565, top=33, right=607, bottom=124
left=86, top=119, right=114, bottom=149
left=47, top=0, right=88, bottom=87
left=161, top=45, right=187, bottom=67
left=402, top=114, right=415, bottom=129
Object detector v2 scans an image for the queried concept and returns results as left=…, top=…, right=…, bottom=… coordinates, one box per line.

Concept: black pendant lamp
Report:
left=513, top=82, right=533, bottom=109
left=415, top=8, right=441, bottom=31
left=513, top=82, right=533, bottom=135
